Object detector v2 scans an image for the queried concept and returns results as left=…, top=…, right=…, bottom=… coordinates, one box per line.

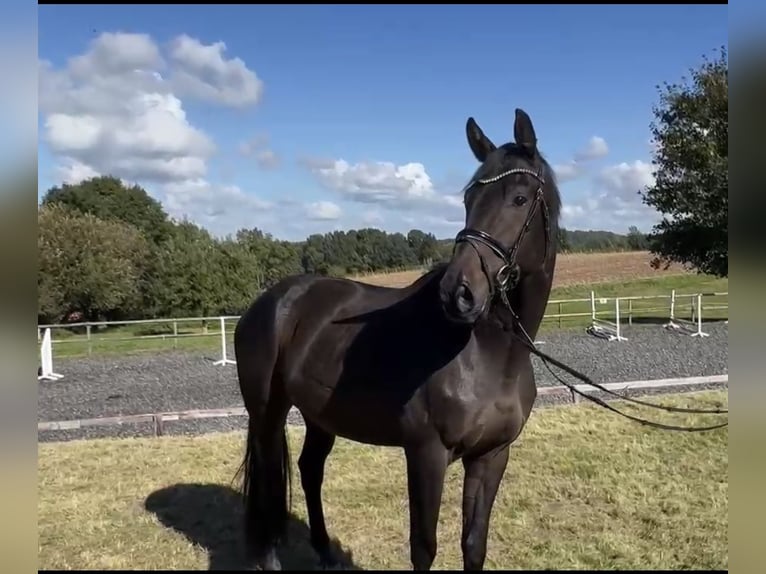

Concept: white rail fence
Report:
left=586, top=292, right=628, bottom=342
left=664, top=290, right=709, bottom=337
left=36, top=290, right=728, bottom=377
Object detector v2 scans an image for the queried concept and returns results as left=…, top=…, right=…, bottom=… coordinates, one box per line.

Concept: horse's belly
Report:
left=287, top=368, right=425, bottom=447
left=298, top=394, right=413, bottom=447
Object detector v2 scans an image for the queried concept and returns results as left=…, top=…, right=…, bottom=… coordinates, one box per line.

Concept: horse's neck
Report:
left=497, top=265, right=555, bottom=342
left=522, top=264, right=555, bottom=338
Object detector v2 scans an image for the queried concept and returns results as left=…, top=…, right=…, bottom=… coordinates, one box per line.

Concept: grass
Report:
left=38, top=390, right=728, bottom=570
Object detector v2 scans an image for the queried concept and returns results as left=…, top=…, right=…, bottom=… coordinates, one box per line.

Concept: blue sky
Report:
left=37, top=4, right=728, bottom=241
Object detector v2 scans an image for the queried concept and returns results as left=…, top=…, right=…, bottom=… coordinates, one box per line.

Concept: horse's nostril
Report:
left=455, top=283, right=475, bottom=312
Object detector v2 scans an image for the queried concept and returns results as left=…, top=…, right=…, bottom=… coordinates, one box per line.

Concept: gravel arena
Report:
left=38, top=322, right=729, bottom=443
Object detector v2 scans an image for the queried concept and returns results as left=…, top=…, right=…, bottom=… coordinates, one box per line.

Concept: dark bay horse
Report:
left=234, top=109, right=561, bottom=570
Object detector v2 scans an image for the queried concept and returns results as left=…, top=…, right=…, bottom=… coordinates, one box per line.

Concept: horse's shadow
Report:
left=144, top=483, right=359, bottom=570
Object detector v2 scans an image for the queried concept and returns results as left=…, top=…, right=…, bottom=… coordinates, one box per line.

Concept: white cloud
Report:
left=553, top=160, right=581, bottom=183
left=55, top=159, right=100, bottom=184
left=551, top=136, right=610, bottom=185
left=168, top=34, right=264, bottom=108
left=361, top=210, right=384, bottom=227
left=162, top=179, right=273, bottom=236
left=255, top=149, right=280, bottom=170
left=560, top=160, right=658, bottom=232
left=239, top=134, right=280, bottom=169
left=39, top=31, right=270, bottom=237
left=305, top=200, right=342, bottom=221
left=304, top=158, right=457, bottom=210
left=163, top=179, right=272, bottom=215
left=239, top=135, right=266, bottom=156
left=421, top=215, right=464, bottom=229
left=597, top=160, right=655, bottom=199
left=574, top=136, right=609, bottom=161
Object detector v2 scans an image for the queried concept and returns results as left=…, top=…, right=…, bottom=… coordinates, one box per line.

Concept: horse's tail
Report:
left=235, top=416, right=292, bottom=556
left=233, top=288, right=293, bottom=560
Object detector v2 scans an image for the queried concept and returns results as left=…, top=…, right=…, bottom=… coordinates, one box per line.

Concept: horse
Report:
left=233, top=108, right=561, bottom=571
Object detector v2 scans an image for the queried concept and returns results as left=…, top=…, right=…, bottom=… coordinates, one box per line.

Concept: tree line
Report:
left=37, top=176, right=647, bottom=324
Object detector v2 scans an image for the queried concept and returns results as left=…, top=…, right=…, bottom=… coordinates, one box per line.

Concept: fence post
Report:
left=689, top=294, right=695, bottom=322
left=558, top=302, right=562, bottom=328
left=173, top=320, right=178, bottom=349
left=86, top=324, right=92, bottom=356
left=628, top=299, right=633, bottom=326
left=213, top=316, right=237, bottom=366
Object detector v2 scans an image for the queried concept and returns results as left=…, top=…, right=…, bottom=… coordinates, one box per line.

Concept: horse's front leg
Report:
left=404, top=441, right=449, bottom=570
left=460, top=444, right=511, bottom=570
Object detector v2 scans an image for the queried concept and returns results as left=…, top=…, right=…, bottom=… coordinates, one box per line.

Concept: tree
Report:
left=640, top=46, right=728, bottom=277
left=236, top=227, right=303, bottom=286
left=408, top=229, right=441, bottom=265
left=41, top=175, right=173, bottom=245
left=626, top=226, right=649, bottom=251
left=37, top=204, right=150, bottom=322
left=151, top=221, right=227, bottom=317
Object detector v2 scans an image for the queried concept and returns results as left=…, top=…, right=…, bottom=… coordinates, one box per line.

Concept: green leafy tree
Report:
left=37, top=204, right=150, bottom=322
left=626, top=226, right=649, bottom=251
left=216, top=239, right=267, bottom=314
left=640, top=46, right=728, bottom=277
left=152, top=221, right=226, bottom=317
left=407, top=229, right=441, bottom=264
left=236, top=227, right=303, bottom=286
left=41, top=175, right=173, bottom=245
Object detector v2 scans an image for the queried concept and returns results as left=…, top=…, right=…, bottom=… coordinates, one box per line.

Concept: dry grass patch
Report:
left=39, top=391, right=727, bottom=570
left=355, top=251, right=690, bottom=289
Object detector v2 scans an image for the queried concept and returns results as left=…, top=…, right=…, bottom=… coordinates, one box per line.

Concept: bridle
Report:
left=449, top=165, right=728, bottom=433
left=453, top=166, right=551, bottom=311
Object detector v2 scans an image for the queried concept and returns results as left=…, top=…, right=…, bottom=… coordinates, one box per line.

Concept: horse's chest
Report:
left=433, top=387, right=524, bottom=455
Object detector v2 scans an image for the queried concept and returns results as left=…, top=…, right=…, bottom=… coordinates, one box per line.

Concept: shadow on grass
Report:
left=145, top=483, right=360, bottom=570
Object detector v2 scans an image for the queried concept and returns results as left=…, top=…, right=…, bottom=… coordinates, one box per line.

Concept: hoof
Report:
left=318, top=551, right=340, bottom=570
left=254, top=548, right=282, bottom=571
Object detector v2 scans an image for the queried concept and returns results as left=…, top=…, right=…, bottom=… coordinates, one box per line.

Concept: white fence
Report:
left=36, top=290, right=728, bottom=373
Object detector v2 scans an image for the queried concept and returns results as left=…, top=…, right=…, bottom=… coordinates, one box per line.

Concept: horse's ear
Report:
left=513, top=108, right=537, bottom=157
left=466, top=117, right=496, bottom=163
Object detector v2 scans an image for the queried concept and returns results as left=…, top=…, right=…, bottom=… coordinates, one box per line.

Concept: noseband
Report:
left=453, top=167, right=551, bottom=310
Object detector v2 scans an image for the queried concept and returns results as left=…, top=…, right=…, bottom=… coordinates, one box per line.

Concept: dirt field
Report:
left=353, top=251, right=689, bottom=289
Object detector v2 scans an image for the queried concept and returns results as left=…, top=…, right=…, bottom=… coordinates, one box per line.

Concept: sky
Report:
left=36, top=4, right=728, bottom=241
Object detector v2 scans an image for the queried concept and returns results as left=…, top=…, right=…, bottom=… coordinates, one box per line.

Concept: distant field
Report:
left=353, top=251, right=689, bottom=289
left=37, top=390, right=728, bottom=571
left=47, top=268, right=727, bottom=358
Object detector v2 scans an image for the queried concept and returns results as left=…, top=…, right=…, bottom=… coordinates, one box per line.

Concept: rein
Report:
left=504, top=306, right=728, bottom=432
left=454, top=167, right=728, bottom=432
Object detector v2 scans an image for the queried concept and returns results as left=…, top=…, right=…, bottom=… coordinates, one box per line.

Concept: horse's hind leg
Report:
left=460, top=444, right=511, bottom=571
left=298, top=420, right=338, bottom=567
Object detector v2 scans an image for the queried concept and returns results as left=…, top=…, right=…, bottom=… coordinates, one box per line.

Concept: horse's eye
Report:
left=513, top=195, right=528, bottom=207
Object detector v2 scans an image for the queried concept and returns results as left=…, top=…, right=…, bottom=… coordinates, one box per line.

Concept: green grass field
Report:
left=44, top=274, right=728, bottom=359
left=37, top=390, right=728, bottom=570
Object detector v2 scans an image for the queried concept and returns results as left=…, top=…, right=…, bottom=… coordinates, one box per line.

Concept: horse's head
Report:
left=439, top=109, right=561, bottom=325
